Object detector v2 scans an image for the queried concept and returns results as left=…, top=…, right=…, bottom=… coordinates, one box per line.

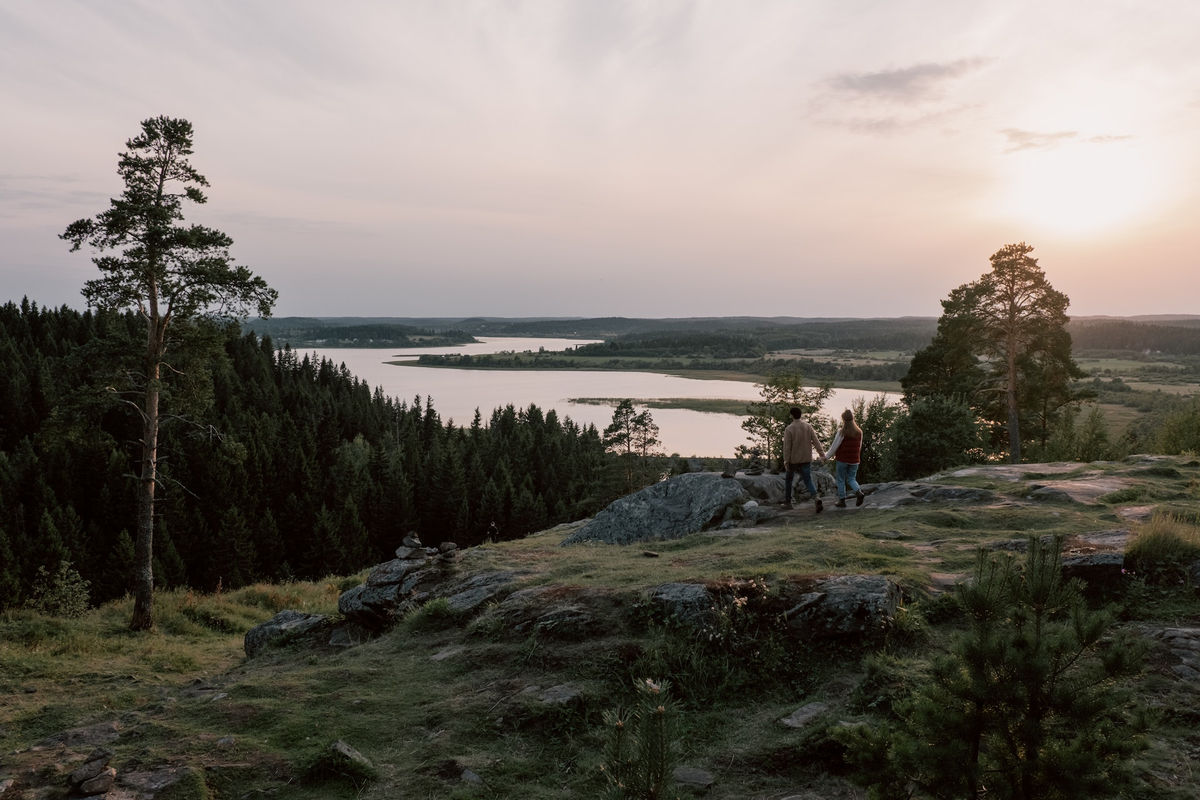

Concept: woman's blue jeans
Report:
left=835, top=461, right=861, bottom=498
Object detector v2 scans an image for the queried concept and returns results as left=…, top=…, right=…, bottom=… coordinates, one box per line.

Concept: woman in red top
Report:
left=825, top=409, right=866, bottom=508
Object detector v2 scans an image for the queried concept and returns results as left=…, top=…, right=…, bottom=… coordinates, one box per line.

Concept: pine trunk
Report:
left=130, top=324, right=161, bottom=630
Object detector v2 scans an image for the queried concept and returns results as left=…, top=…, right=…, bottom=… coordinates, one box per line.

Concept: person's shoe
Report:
left=815, top=498, right=824, bottom=513
left=781, top=501, right=793, bottom=510
left=835, top=498, right=847, bottom=508
left=855, top=490, right=865, bottom=507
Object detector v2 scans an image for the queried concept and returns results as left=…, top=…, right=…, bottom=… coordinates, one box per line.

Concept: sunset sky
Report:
left=3, top=1, right=1198, bottom=318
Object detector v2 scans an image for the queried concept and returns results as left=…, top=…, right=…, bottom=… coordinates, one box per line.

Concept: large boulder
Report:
left=561, top=473, right=749, bottom=545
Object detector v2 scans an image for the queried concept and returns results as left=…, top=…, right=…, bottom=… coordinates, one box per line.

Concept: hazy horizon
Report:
left=4, top=1, right=1198, bottom=319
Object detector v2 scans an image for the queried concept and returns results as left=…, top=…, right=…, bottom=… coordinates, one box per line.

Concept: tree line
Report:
left=0, top=300, right=621, bottom=611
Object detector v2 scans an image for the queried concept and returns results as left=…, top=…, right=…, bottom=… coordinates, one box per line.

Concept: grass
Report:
left=5, top=458, right=1200, bottom=798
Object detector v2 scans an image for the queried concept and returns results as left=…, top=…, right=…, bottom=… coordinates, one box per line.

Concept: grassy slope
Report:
left=4, top=457, right=1200, bottom=798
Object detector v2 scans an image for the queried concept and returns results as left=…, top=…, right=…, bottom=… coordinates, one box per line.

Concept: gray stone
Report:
left=445, top=571, right=517, bottom=613
left=461, top=768, right=484, bottom=784
left=330, top=739, right=374, bottom=772
left=562, top=473, right=749, bottom=545
left=69, top=748, right=113, bottom=785
left=79, top=767, right=117, bottom=794
left=122, top=767, right=201, bottom=796
left=1027, top=485, right=1076, bottom=502
left=786, top=576, right=901, bottom=638
left=735, top=472, right=787, bottom=504
left=538, top=684, right=583, bottom=706
left=394, top=545, right=426, bottom=560
left=367, top=558, right=426, bottom=586
left=648, top=583, right=714, bottom=625
left=1060, top=552, right=1126, bottom=590
left=328, top=621, right=374, bottom=648
left=244, top=610, right=328, bottom=657
left=779, top=701, right=832, bottom=729
left=925, top=486, right=996, bottom=502
left=438, top=541, right=459, bottom=554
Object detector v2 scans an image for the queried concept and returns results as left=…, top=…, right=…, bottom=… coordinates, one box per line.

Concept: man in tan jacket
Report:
left=782, top=407, right=826, bottom=512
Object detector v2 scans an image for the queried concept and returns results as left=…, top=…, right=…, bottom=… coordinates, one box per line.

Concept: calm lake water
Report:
left=310, top=338, right=894, bottom=457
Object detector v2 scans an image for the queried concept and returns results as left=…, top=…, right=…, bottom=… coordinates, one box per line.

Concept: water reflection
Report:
left=308, top=338, right=894, bottom=457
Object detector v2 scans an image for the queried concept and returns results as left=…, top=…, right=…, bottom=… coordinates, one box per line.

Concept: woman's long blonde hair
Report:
left=841, top=408, right=862, bottom=439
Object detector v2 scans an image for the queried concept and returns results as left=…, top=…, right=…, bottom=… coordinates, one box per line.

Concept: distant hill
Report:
left=245, top=315, right=1200, bottom=356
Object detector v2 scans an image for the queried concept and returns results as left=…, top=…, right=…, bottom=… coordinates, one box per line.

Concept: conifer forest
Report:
left=0, top=300, right=616, bottom=609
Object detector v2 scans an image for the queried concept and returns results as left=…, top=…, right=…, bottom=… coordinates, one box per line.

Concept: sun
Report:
left=999, top=141, right=1159, bottom=236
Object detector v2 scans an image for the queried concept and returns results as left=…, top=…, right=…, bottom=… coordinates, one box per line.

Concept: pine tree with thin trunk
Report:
left=62, top=116, right=276, bottom=630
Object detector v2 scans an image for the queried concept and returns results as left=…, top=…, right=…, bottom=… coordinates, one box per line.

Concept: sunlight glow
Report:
left=999, top=143, right=1160, bottom=236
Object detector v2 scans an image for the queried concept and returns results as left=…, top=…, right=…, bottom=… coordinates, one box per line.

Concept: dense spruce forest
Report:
left=241, top=317, right=476, bottom=348
left=0, top=300, right=616, bottom=609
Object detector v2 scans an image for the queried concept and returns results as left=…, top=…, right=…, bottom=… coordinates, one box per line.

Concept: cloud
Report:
left=1000, top=129, right=1133, bottom=153
left=827, top=104, right=976, bottom=135
left=1086, top=134, right=1134, bottom=145
left=828, top=58, right=987, bottom=102
left=1000, top=128, right=1078, bottom=152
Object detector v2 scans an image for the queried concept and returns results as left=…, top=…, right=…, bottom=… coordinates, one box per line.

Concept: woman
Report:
left=825, top=409, right=866, bottom=508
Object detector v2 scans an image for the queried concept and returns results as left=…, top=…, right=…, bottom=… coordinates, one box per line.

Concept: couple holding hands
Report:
left=781, top=406, right=866, bottom=512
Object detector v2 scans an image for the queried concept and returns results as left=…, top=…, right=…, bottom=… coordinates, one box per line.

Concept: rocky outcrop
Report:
left=561, top=473, right=749, bottom=545
left=244, top=610, right=329, bottom=657
left=646, top=575, right=902, bottom=639
left=784, top=575, right=902, bottom=638
left=336, top=539, right=459, bottom=628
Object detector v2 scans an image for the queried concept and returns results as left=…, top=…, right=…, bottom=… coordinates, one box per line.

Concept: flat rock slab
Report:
left=1027, top=477, right=1128, bottom=504
left=947, top=463, right=1086, bottom=481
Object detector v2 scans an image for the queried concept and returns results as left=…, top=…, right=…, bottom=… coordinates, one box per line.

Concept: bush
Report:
left=25, top=560, right=90, bottom=618
left=890, top=396, right=984, bottom=479
left=1125, top=513, right=1200, bottom=586
left=839, top=536, right=1147, bottom=799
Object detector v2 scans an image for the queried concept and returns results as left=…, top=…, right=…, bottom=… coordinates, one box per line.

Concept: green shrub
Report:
left=25, top=560, right=90, bottom=618
left=1125, top=513, right=1200, bottom=586
left=600, top=678, right=681, bottom=800
left=839, top=536, right=1147, bottom=799
left=627, top=579, right=799, bottom=706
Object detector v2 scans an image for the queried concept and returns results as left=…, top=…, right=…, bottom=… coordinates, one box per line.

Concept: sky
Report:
left=2, top=1, right=1198, bottom=319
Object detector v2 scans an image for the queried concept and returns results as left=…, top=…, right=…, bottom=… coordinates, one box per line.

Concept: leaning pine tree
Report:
left=62, top=116, right=277, bottom=630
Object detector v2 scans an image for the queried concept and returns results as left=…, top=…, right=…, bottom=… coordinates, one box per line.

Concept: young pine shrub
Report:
left=600, top=678, right=681, bottom=800
left=838, top=535, right=1147, bottom=800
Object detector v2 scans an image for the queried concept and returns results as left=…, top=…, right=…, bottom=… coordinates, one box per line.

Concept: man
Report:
left=782, top=406, right=826, bottom=512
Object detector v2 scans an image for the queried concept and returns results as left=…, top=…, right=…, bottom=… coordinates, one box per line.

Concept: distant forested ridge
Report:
left=1068, top=318, right=1200, bottom=355
left=242, top=317, right=476, bottom=348
left=0, top=300, right=614, bottom=609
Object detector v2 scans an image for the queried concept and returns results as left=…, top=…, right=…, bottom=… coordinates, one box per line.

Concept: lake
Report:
left=309, top=338, right=894, bottom=457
